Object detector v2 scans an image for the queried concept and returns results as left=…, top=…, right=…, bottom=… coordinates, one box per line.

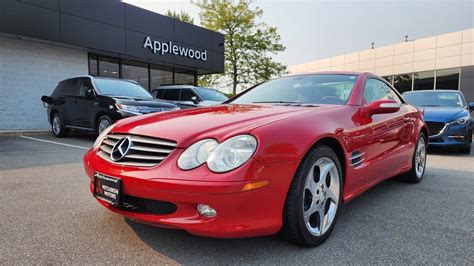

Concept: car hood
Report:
left=422, top=107, right=469, bottom=123
left=112, top=96, right=177, bottom=108
left=112, top=104, right=339, bottom=147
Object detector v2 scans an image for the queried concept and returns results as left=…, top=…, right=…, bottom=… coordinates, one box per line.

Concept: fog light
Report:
left=197, top=204, right=216, bottom=218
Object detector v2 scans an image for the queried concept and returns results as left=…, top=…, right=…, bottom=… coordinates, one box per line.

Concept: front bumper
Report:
left=428, top=122, right=472, bottom=148
left=83, top=148, right=298, bottom=238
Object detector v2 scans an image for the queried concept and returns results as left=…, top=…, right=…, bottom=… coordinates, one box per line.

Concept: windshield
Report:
left=95, top=79, right=153, bottom=98
left=403, top=91, right=466, bottom=108
left=230, top=74, right=358, bottom=105
left=197, top=88, right=229, bottom=102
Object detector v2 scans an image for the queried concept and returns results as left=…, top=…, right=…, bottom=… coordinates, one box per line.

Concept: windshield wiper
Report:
left=421, top=104, right=440, bottom=107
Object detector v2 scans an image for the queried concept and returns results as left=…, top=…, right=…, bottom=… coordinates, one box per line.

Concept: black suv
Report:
left=41, top=76, right=178, bottom=137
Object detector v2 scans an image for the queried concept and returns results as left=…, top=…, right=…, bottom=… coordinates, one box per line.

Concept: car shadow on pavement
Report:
left=427, top=146, right=472, bottom=156
left=123, top=178, right=423, bottom=264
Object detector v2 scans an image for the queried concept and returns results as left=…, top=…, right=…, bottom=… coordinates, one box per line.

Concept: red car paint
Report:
left=83, top=72, right=427, bottom=238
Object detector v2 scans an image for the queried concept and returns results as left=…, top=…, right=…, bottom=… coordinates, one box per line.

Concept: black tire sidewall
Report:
left=96, top=115, right=112, bottom=134
left=285, top=145, right=343, bottom=246
left=52, top=113, right=64, bottom=137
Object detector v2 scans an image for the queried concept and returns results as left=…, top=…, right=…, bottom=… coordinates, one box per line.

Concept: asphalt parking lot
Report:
left=1, top=133, right=473, bottom=264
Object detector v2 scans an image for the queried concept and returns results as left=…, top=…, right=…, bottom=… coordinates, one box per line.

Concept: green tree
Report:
left=165, top=10, right=195, bottom=24
left=194, top=0, right=286, bottom=94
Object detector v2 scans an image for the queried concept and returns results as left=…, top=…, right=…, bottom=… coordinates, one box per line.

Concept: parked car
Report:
left=152, top=85, right=228, bottom=109
left=41, top=76, right=179, bottom=137
left=84, top=72, right=428, bottom=247
left=402, top=90, right=473, bottom=154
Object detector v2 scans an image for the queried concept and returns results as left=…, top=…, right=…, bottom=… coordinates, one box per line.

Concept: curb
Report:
left=0, top=130, right=51, bottom=137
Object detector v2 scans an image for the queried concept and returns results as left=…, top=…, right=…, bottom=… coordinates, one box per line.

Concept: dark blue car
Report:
left=402, top=90, right=473, bottom=154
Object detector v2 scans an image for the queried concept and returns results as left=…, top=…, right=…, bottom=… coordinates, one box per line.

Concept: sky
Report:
left=124, top=0, right=473, bottom=67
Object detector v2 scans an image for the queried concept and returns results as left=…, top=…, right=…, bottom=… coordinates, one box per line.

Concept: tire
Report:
left=51, top=112, right=69, bottom=137
left=400, top=133, right=427, bottom=183
left=280, top=144, right=343, bottom=247
left=460, top=146, right=471, bottom=154
left=96, top=115, right=112, bottom=135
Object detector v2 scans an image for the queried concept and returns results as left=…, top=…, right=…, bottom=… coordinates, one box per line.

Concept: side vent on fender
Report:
left=350, top=151, right=365, bottom=167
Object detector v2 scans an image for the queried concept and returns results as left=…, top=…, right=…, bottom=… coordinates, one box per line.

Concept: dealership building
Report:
left=0, top=0, right=224, bottom=131
left=289, top=28, right=474, bottom=103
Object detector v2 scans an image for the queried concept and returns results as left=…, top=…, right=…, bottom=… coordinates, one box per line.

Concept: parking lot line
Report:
left=20, top=136, right=90, bottom=150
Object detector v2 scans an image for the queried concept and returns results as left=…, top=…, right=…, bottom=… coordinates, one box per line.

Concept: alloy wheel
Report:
left=415, top=137, right=426, bottom=178
left=302, top=157, right=340, bottom=236
left=52, top=116, right=61, bottom=135
left=98, top=119, right=111, bottom=134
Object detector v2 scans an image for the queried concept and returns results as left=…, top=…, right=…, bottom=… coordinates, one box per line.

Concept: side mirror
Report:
left=366, top=99, right=401, bottom=116
left=41, top=95, right=53, bottom=106
left=191, top=96, right=200, bottom=104
left=469, top=102, right=474, bottom=112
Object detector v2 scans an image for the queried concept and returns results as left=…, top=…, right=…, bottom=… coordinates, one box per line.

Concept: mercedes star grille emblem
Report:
left=110, top=137, right=132, bottom=162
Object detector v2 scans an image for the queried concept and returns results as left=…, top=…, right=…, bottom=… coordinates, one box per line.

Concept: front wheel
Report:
left=96, top=115, right=112, bottom=135
left=400, top=133, right=427, bottom=183
left=280, top=145, right=343, bottom=247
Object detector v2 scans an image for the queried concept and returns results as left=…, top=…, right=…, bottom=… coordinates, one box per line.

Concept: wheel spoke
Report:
left=305, top=168, right=318, bottom=192
left=318, top=208, right=326, bottom=234
left=318, top=162, right=334, bottom=185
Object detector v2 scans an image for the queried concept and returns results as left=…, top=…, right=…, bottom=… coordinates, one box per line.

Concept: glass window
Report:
left=413, top=71, right=435, bottom=91
left=94, top=79, right=152, bottom=98
left=78, top=78, right=94, bottom=96
left=174, top=71, right=195, bottom=85
left=436, top=68, right=459, bottom=90
left=153, top=89, right=165, bottom=99
left=98, top=57, right=119, bottom=78
left=54, top=79, right=76, bottom=95
left=163, top=89, right=180, bottom=101
left=89, top=55, right=97, bottom=76
left=197, top=88, right=228, bottom=102
left=150, top=65, right=173, bottom=90
left=403, top=91, right=466, bottom=108
left=231, top=74, right=358, bottom=105
left=180, top=89, right=197, bottom=101
left=393, top=74, right=413, bottom=93
left=363, top=78, right=402, bottom=104
left=121, top=61, right=149, bottom=90
left=382, top=76, right=393, bottom=85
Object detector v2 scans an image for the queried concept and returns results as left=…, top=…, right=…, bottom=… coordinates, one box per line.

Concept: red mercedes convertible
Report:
left=84, top=72, right=428, bottom=246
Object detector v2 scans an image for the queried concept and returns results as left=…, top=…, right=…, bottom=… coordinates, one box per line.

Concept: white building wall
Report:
left=288, top=28, right=474, bottom=76
left=0, top=36, right=88, bottom=130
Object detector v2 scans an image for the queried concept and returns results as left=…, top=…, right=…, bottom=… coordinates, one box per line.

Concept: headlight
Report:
left=207, top=135, right=257, bottom=173
left=177, top=135, right=258, bottom=173
left=177, top=139, right=218, bottom=170
left=449, top=115, right=471, bottom=125
left=115, top=104, right=142, bottom=113
left=93, top=125, right=113, bottom=149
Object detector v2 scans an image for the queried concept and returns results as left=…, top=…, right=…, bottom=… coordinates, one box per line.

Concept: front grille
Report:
left=120, top=195, right=177, bottom=215
left=97, top=133, right=176, bottom=167
left=426, top=122, right=446, bottom=137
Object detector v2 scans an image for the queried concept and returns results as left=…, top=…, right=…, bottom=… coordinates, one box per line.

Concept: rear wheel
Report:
left=51, top=113, right=69, bottom=137
left=401, top=133, right=427, bottom=183
left=96, top=115, right=112, bottom=135
left=280, top=145, right=343, bottom=247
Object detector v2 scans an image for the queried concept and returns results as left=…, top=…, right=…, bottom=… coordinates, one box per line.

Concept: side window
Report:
left=68, top=78, right=80, bottom=96
left=78, top=78, right=94, bottom=96
left=155, top=89, right=165, bottom=99
left=163, top=89, right=180, bottom=101
left=363, top=78, right=402, bottom=104
left=180, top=89, right=197, bottom=102
left=55, top=79, right=76, bottom=95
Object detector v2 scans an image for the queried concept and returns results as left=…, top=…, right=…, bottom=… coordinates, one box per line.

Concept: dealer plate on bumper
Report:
left=94, top=172, right=122, bottom=206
